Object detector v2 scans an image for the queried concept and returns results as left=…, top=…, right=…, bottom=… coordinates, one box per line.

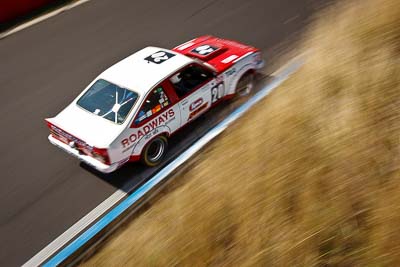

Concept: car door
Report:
left=123, top=81, right=181, bottom=158
left=168, top=63, right=217, bottom=125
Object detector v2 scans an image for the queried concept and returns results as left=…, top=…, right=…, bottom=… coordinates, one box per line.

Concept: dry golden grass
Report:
left=82, top=0, right=400, bottom=266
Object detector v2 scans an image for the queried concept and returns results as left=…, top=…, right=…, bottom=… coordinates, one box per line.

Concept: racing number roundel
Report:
left=145, top=50, right=175, bottom=64
left=191, top=45, right=218, bottom=56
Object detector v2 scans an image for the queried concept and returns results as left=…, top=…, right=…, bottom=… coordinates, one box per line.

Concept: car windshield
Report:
left=77, top=79, right=139, bottom=124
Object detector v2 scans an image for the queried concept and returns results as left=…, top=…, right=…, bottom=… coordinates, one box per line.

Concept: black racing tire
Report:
left=141, top=135, right=168, bottom=167
left=235, top=71, right=254, bottom=97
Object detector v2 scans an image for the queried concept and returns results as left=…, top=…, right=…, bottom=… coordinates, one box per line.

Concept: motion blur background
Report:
left=82, top=0, right=400, bottom=266
left=1, top=0, right=399, bottom=266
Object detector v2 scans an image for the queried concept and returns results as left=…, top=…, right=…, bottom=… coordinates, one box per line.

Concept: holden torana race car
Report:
left=45, top=36, right=264, bottom=173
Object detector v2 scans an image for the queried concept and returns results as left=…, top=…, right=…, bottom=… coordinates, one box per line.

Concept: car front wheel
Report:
left=141, top=135, right=168, bottom=167
left=235, top=71, right=254, bottom=97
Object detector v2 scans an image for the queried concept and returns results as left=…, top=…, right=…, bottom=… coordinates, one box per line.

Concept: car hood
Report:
left=46, top=103, right=125, bottom=148
left=173, top=35, right=259, bottom=73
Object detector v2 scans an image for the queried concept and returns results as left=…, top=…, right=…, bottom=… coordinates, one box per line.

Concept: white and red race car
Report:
left=45, top=36, right=264, bottom=173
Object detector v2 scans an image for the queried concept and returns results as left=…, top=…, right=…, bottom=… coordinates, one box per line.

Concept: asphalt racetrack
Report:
left=0, top=0, right=331, bottom=265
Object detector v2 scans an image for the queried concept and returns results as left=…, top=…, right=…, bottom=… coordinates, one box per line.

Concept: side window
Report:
left=169, top=64, right=213, bottom=98
left=135, top=87, right=170, bottom=124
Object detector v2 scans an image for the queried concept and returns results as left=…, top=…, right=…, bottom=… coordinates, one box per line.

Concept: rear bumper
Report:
left=48, top=135, right=119, bottom=173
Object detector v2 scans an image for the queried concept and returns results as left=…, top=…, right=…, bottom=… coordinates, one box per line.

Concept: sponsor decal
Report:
left=121, top=109, right=175, bottom=148
left=145, top=51, right=175, bottom=64
left=188, top=103, right=208, bottom=120
left=152, top=104, right=162, bottom=114
left=189, top=98, right=204, bottom=112
left=135, top=87, right=170, bottom=124
left=225, top=68, right=236, bottom=76
left=50, top=125, right=89, bottom=148
left=253, top=52, right=263, bottom=65
left=138, top=113, right=146, bottom=122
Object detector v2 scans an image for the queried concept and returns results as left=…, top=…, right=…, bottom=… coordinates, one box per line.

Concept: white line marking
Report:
left=22, top=190, right=127, bottom=267
left=23, top=55, right=305, bottom=267
left=0, top=0, right=92, bottom=39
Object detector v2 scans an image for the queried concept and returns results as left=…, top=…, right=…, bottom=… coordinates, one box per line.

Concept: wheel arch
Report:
left=138, top=131, right=169, bottom=156
left=227, top=66, right=256, bottom=96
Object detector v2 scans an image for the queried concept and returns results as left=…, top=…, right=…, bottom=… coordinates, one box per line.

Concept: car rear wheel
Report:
left=141, top=135, right=168, bottom=167
left=235, top=72, right=254, bottom=97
